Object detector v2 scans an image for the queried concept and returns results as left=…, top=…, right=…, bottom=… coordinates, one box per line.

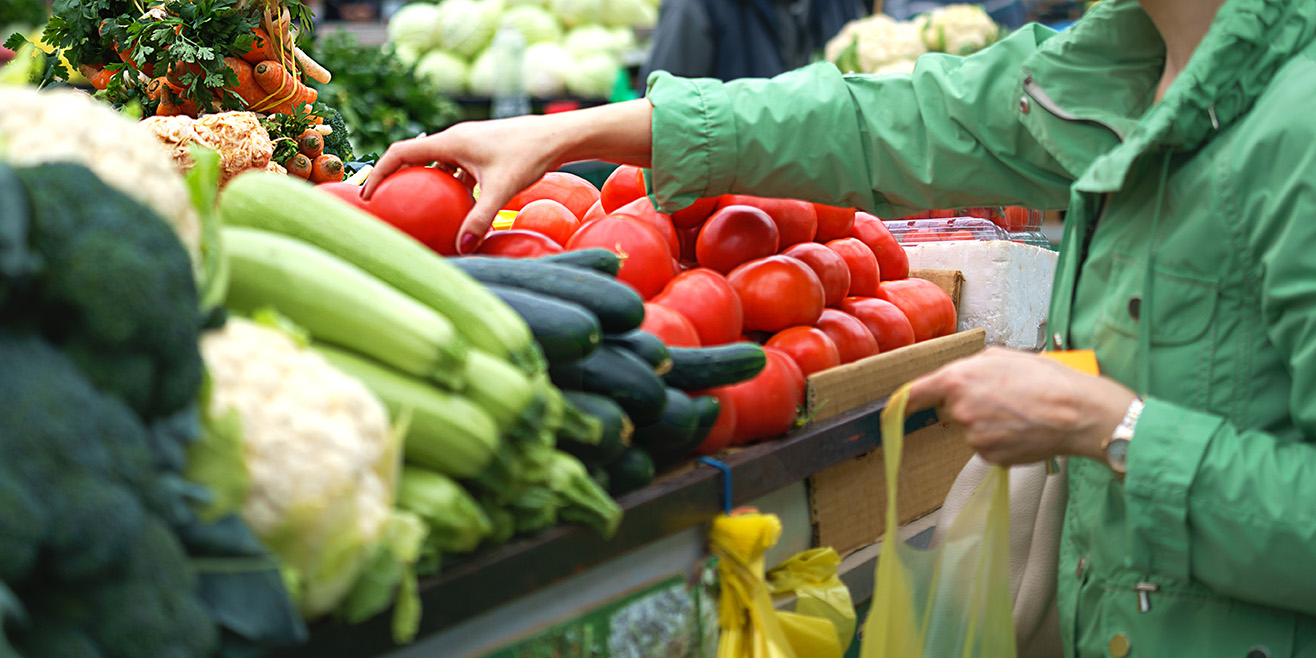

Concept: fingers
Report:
left=905, top=367, right=953, bottom=416
left=361, top=137, right=444, bottom=200
left=455, top=191, right=503, bottom=255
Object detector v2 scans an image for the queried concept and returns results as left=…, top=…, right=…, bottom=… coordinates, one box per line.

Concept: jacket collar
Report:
left=1023, top=0, right=1316, bottom=193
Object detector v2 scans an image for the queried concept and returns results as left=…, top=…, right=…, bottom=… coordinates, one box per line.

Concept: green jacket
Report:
left=646, top=0, right=1316, bottom=655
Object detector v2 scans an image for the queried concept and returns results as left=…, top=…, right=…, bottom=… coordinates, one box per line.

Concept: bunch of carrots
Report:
left=284, top=128, right=343, bottom=183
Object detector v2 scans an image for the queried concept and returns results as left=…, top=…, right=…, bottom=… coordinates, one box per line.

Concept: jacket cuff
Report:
left=645, top=71, right=740, bottom=213
left=1123, top=397, right=1223, bottom=580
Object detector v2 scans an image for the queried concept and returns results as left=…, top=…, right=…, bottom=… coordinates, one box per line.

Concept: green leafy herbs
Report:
left=3, top=33, right=68, bottom=87
left=261, top=100, right=322, bottom=164
left=305, top=31, right=459, bottom=158
left=0, top=0, right=47, bottom=30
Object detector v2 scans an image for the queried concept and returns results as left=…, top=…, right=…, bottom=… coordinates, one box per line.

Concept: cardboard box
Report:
left=804, top=328, right=985, bottom=556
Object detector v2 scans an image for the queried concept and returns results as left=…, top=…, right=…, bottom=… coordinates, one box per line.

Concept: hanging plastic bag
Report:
left=710, top=510, right=850, bottom=658
left=767, top=547, right=857, bottom=655
left=859, top=383, right=1017, bottom=658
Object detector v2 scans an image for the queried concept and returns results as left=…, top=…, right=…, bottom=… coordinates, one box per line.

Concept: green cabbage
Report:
left=522, top=41, right=575, bottom=97
left=386, top=2, right=442, bottom=52
left=435, top=0, right=504, bottom=58
left=499, top=5, right=563, bottom=44
left=415, top=50, right=469, bottom=95
left=466, top=47, right=499, bottom=97
left=547, top=0, right=603, bottom=29
left=565, top=52, right=619, bottom=98
left=601, top=0, right=656, bottom=29
left=563, top=24, right=617, bottom=57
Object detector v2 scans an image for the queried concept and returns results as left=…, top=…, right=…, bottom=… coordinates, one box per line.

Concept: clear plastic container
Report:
left=884, top=217, right=1012, bottom=244
left=1006, top=231, right=1056, bottom=250
left=896, top=207, right=1043, bottom=233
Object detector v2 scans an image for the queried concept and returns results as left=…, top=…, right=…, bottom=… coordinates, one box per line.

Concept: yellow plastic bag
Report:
left=767, top=548, right=856, bottom=655
left=859, top=383, right=1017, bottom=658
left=710, top=511, right=852, bottom=658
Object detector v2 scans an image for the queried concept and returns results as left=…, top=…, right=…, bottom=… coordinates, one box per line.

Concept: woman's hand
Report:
left=906, top=347, right=1137, bottom=466
left=361, top=99, right=655, bottom=254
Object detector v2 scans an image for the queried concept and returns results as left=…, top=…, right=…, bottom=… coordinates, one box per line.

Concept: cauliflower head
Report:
left=825, top=14, right=927, bottom=74
left=923, top=4, right=1000, bottom=55
left=201, top=317, right=400, bottom=619
left=0, top=85, right=201, bottom=263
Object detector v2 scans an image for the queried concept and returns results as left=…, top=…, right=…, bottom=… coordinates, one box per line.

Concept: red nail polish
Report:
left=459, top=233, right=478, bottom=255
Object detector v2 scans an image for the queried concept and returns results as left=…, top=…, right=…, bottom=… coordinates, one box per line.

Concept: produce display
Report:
left=385, top=0, right=655, bottom=99
left=825, top=3, right=1001, bottom=75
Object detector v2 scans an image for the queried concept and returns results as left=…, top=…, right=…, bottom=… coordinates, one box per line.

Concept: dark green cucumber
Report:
left=603, top=330, right=673, bottom=376
left=540, top=249, right=622, bottom=276
left=558, top=391, right=632, bottom=464
left=691, top=395, right=720, bottom=448
left=632, top=388, right=699, bottom=456
left=548, top=345, right=668, bottom=425
left=605, top=447, right=656, bottom=496
left=452, top=257, right=644, bottom=332
left=663, top=344, right=768, bottom=390
left=485, top=285, right=601, bottom=364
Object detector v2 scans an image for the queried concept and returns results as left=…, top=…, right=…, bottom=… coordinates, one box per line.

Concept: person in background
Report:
left=640, top=0, right=868, bottom=81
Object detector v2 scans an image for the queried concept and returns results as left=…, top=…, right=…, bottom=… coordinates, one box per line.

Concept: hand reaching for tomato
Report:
left=906, top=347, right=1136, bottom=466
left=361, top=99, right=656, bottom=254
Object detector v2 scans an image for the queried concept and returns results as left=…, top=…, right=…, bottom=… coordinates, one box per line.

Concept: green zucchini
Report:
left=604, top=330, right=673, bottom=376
left=218, top=173, right=542, bottom=373
left=315, top=344, right=499, bottom=479
left=548, top=345, right=668, bottom=425
left=486, top=285, right=602, bottom=364
left=632, top=388, right=700, bottom=459
left=605, top=447, right=656, bottom=496
left=539, top=249, right=622, bottom=276
left=452, top=257, right=644, bottom=333
left=558, top=391, right=632, bottom=464
left=224, top=226, right=467, bottom=389
left=663, top=344, right=768, bottom=391
left=691, top=395, right=720, bottom=448
left=551, top=383, right=605, bottom=447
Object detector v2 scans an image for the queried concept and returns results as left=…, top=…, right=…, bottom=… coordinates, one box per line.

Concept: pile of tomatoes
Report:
left=317, top=165, right=961, bottom=450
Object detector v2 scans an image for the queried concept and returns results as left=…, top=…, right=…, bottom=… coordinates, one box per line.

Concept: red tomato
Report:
left=945, top=230, right=976, bottom=241
left=1000, top=206, right=1035, bottom=232
left=697, top=205, right=779, bottom=273
left=613, top=197, right=679, bottom=257
left=717, top=195, right=817, bottom=247
left=852, top=212, right=910, bottom=280
left=510, top=198, right=580, bottom=246
left=652, top=268, right=744, bottom=345
left=316, top=182, right=370, bottom=212
left=640, top=303, right=701, bottom=347
left=567, top=218, right=676, bottom=299
left=765, top=326, right=841, bottom=377
left=368, top=167, right=474, bottom=255
left=874, top=279, right=958, bottom=342
left=838, top=297, right=916, bottom=352
left=781, top=243, right=851, bottom=307
left=727, top=256, right=826, bottom=332
left=928, top=209, right=958, bottom=219
left=504, top=171, right=601, bottom=220
left=600, top=165, right=647, bottom=213
left=691, top=387, right=737, bottom=455
left=671, top=197, right=720, bottom=228
left=823, top=237, right=880, bottom=298
left=677, top=224, right=701, bottom=266
left=813, top=204, right=855, bottom=242
left=476, top=229, right=564, bottom=258
left=582, top=199, right=607, bottom=224
left=959, top=206, right=1001, bottom=221
left=725, top=346, right=806, bottom=444
left=815, top=309, right=879, bottom=363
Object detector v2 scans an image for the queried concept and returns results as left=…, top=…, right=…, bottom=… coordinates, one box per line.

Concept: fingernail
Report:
left=459, top=233, right=479, bottom=255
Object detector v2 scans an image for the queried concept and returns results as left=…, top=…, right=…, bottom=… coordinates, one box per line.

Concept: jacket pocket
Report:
left=1099, top=253, right=1220, bottom=346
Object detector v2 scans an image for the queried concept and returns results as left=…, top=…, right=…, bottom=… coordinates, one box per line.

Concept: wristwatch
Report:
left=1102, top=397, right=1144, bottom=476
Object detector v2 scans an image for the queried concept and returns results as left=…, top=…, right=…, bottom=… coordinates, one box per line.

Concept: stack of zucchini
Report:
left=453, top=251, right=768, bottom=496
left=216, top=174, right=622, bottom=574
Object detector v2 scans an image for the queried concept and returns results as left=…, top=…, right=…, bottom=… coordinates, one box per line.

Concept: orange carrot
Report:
left=284, top=153, right=313, bottom=179
left=297, top=130, right=324, bottom=159
left=81, top=66, right=115, bottom=91
left=309, top=154, right=344, bottom=183
left=243, top=27, right=274, bottom=64
left=252, top=60, right=317, bottom=112
left=224, top=57, right=266, bottom=109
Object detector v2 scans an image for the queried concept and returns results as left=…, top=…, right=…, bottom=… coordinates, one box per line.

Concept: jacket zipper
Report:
left=1022, top=75, right=1129, bottom=141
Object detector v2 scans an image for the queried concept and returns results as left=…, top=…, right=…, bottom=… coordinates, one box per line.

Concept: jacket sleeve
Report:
left=645, top=25, right=1075, bottom=217
left=1122, top=99, right=1316, bottom=615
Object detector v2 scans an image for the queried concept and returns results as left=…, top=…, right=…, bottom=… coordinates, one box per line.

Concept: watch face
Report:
left=1107, top=438, right=1130, bottom=473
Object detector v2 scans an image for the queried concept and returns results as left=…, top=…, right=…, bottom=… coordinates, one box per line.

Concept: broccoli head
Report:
left=5, top=162, right=202, bottom=421
left=321, top=105, right=356, bottom=164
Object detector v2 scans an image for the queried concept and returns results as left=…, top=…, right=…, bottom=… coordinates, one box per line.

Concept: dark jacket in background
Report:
left=641, top=0, right=867, bottom=81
